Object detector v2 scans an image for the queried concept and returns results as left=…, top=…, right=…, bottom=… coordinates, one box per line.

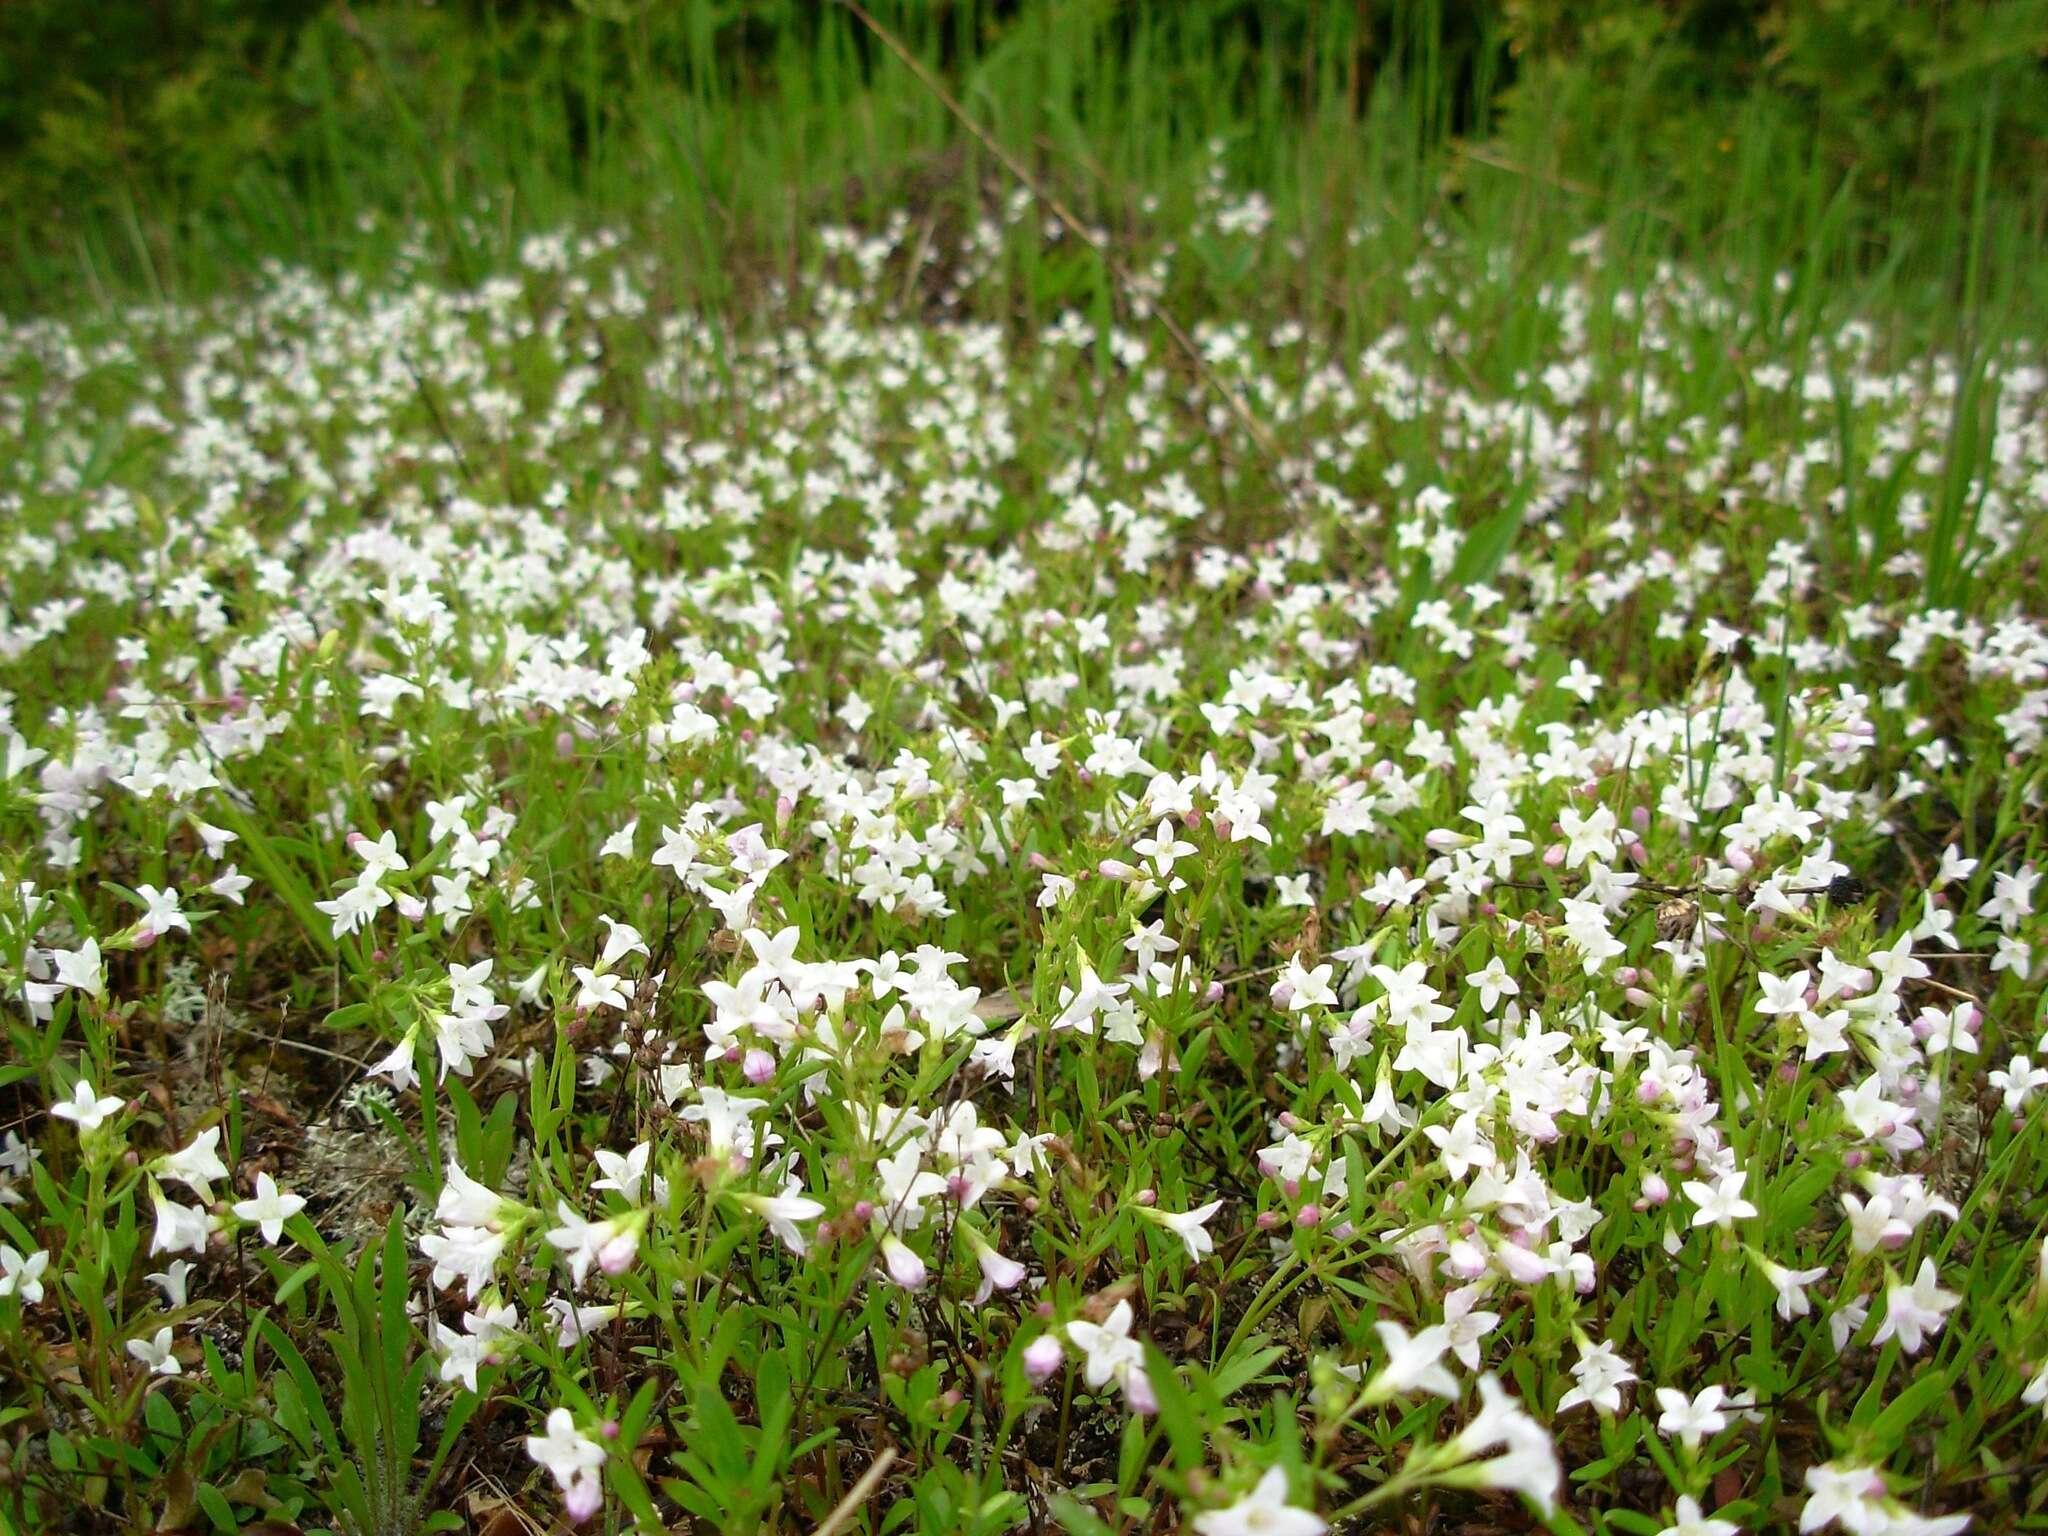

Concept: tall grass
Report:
left=9, top=0, right=2044, bottom=351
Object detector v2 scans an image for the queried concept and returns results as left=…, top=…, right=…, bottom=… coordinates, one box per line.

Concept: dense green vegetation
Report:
left=5, top=1, right=2046, bottom=326
left=2, top=4, right=2045, bottom=1535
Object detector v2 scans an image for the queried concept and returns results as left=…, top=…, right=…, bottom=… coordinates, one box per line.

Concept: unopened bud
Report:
left=1023, top=1334, right=1064, bottom=1383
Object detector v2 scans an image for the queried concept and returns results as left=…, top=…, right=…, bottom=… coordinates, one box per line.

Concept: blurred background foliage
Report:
left=1, top=0, right=2043, bottom=315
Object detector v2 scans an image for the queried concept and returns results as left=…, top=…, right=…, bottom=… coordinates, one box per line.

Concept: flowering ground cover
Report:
left=1, top=164, right=2044, bottom=1534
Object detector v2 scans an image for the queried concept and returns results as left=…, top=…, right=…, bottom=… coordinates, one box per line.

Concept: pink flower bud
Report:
left=1543, top=843, right=1566, bottom=867
left=1204, top=981, right=1225, bottom=1004
left=743, top=1049, right=775, bottom=1085
left=1446, top=1240, right=1488, bottom=1278
left=1295, top=1205, right=1321, bottom=1228
left=1257, top=1210, right=1283, bottom=1231
left=1642, top=1174, right=1669, bottom=1205
left=880, top=1235, right=927, bottom=1289
left=1271, top=983, right=1294, bottom=1008
left=1133, top=1188, right=1157, bottom=1207
left=1023, top=1334, right=1064, bottom=1383
left=1625, top=987, right=1652, bottom=1008
left=554, top=730, right=576, bottom=759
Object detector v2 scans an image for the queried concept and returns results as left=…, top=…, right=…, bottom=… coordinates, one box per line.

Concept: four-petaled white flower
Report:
left=232, top=1173, right=307, bottom=1244
left=0, top=1245, right=49, bottom=1305
left=1655, top=1384, right=1730, bottom=1448
left=50, top=1079, right=125, bottom=1134
left=526, top=1407, right=605, bottom=1521
left=1682, top=1169, right=1758, bottom=1230
left=1065, top=1299, right=1156, bottom=1414
left=1871, top=1258, right=1959, bottom=1355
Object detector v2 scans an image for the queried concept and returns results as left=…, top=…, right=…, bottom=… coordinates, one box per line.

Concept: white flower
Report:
left=1557, top=1336, right=1635, bottom=1414
left=421, top=1224, right=507, bottom=1298
left=154, top=1128, right=230, bottom=1200
left=597, top=915, right=650, bottom=969
left=1682, top=1169, right=1758, bottom=1229
left=231, top=1173, right=306, bottom=1245
left=733, top=1185, right=826, bottom=1256
left=544, top=1203, right=643, bottom=1286
left=0, top=1245, right=49, bottom=1305
left=1871, top=1258, right=1958, bottom=1355
left=591, top=1144, right=652, bottom=1205
left=1660, top=1494, right=1739, bottom=1536
left=879, top=1233, right=928, bottom=1289
left=126, top=1325, right=181, bottom=1376
left=1191, top=1466, right=1325, bottom=1536
left=49, top=940, right=103, bottom=997
left=133, top=885, right=192, bottom=937
left=571, top=965, right=632, bottom=1012
left=146, top=1260, right=196, bottom=1307
left=435, top=1323, right=488, bottom=1393
left=1066, top=1299, right=1156, bottom=1414
left=1756, top=1255, right=1829, bottom=1321
left=1361, top=1321, right=1458, bottom=1403
left=1655, top=1385, right=1730, bottom=1448
left=1140, top=1199, right=1223, bottom=1262
left=50, top=1078, right=125, bottom=1134
left=525, top=1407, right=605, bottom=1505
left=961, top=1225, right=1027, bottom=1296
left=1446, top=1374, right=1561, bottom=1514
left=151, top=1186, right=213, bottom=1256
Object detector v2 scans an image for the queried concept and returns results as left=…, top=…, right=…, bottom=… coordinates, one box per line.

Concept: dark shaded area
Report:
left=6, top=1, right=2043, bottom=233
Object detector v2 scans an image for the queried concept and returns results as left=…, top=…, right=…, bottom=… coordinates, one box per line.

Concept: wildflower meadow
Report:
left=2, top=4, right=2045, bottom=1534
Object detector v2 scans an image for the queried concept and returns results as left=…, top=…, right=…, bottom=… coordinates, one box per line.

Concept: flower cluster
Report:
left=0, top=200, right=2039, bottom=1534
